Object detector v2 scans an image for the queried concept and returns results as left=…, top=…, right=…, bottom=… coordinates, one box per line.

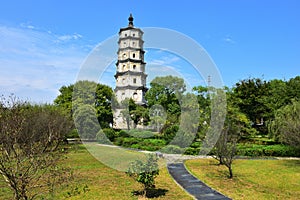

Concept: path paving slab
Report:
left=167, top=163, right=231, bottom=200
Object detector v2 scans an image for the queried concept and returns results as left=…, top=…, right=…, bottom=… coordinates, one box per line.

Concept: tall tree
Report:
left=212, top=90, right=254, bottom=178
left=170, top=93, right=199, bottom=148
left=264, top=79, right=288, bottom=116
left=54, top=80, right=114, bottom=129
left=286, top=76, right=300, bottom=102
left=192, top=86, right=211, bottom=139
left=268, top=100, right=300, bottom=147
left=73, top=104, right=100, bottom=140
left=149, top=104, right=167, bottom=132
left=232, top=78, right=271, bottom=133
left=145, top=76, right=186, bottom=127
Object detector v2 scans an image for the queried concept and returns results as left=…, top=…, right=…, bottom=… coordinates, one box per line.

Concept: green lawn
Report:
left=2, top=144, right=299, bottom=200
left=0, top=144, right=193, bottom=200
left=185, top=158, right=300, bottom=200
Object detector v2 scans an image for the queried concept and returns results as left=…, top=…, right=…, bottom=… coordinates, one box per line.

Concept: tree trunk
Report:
left=228, top=166, right=233, bottom=178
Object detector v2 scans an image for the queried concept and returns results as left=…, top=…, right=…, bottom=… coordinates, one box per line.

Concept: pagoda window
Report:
left=133, top=92, right=138, bottom=100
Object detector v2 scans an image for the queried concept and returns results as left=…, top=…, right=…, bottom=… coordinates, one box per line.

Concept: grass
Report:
left=0, top=144, right=193, bottom=200
left=185, top=158, right=300, bottom=200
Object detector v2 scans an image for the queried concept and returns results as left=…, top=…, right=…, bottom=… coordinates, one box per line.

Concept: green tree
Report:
left=149, top=104, right=167, bottom=132
left=268, top=100, right=300, bottom=147
left=145, top=76, right=186, bottom=129
left=213, top=123, right=238, bottom=178
left=119, top=98, right=132, bottom=130
left=126, top=154, right=159, bottom=197
left=286, top=76, right=300, bottom=102
left=73, top=104, right=100, bottom=140
left=232, top=78, right=271, bottom=134
left=54, top=84, right=74, bottom=115
left=54, top=80, right=114, bottom=129
left=192, top=86, right=211, bottom=140
left=128, top=99, right=149, bottom=128
left=264, top=79, right=288, bottom=117
left=171, top=93, right=199, bottom=148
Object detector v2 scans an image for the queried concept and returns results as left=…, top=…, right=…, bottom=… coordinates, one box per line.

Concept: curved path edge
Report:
left=167, top=162, right=231, bottom=200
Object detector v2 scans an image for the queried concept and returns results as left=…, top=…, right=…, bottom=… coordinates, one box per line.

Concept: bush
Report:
left=118, top=130, right=130, bottom=137
left=102, top=128, right=116, bottom=141
left=113, top=137, right=124, bottom=146
left=66, top=129, right=79, bottom=138
left=140, top=145, right=158, bottom=151
left=130, top=144, right=142, bottom=149
left=0, top=99, right=73, bottom=199
left=142, top=139, right=166, bottom=146
left=162, top=125, right=179, bottom=142
left=121, top=137, right=143, bottom=147
left=190, top=141, right=202, bottom=148
left=126, top=154, right=159, bottom=196
left=184, top=147, right=200, bottom=155
left=237, top=144, right=300, bottom=157
left=160, top=145, right=184, bottom=154
left=96, top=130, right=112, bottom=144
left=127, top=129, right=155, bottom=138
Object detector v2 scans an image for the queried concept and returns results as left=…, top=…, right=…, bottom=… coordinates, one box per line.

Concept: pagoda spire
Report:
left=128, top=13, right=134, bottom=27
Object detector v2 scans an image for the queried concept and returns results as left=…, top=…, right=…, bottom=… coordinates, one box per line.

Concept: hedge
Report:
left=237, top=144, right=300, bottom=157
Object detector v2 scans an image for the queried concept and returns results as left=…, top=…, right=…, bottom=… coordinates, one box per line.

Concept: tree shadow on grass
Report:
left=280, top=160, right=300, bottom=168
left=132, top=188, right=168, bottom=198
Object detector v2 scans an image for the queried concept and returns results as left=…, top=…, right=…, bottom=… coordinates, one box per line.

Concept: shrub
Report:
left=126, top=154, right=159, bottom=196
left=130, top=144, right=142, bottom=149
left=118, top=130, right=130, bottom=137
left=190, top=141, right=202, bottom=148
left=162, top=125, right=179, bottom=142
left=237, top=144, right=300, bottom=157
left=96, top=130, right=112, bottom=144
left=0, top=99, right=73, bottom=199
left=127, top=129, right=155, bottom=138
left=160, top=145, right=184, bottom=154
left=121, top=137, right=143, bottom=147
left=102, top=128, right=116, bottom=141
left=141, top=145, right=158, bottom=151
left=184, top=147, right=200, bottom=155
left=142, top=139, right=166, bottom=146
left=114, top=137, right=124, bottom=146
left=66, top=129, right=80, bottom=138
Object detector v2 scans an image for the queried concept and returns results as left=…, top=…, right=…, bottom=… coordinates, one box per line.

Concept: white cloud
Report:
left=223, top=36, right=235, bottom=44
left=148, top=55, right=180, bottom=66
left=0, top=24, right=95, bottom=103
left=57, top=33, right=83, bottom=42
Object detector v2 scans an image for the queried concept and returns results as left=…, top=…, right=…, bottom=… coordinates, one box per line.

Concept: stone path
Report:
left=167, top=163, right=231, bottom=200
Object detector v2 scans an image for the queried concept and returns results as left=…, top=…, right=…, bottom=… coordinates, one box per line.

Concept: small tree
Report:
left=126, top=154, right=159, bottom=197
left=213, top=126, right=238, bottom=178
left=0, top=96, right=72, bottom=199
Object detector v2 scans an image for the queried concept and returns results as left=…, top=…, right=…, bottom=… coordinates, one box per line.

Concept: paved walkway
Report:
left=167, top=163, right=231, bottom=200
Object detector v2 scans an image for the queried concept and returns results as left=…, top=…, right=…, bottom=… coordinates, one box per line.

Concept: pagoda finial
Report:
left=128, top=13, right=134, bottom=27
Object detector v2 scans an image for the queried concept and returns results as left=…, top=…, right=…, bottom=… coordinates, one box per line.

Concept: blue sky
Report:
left=0, top=0, right=299, bottom=103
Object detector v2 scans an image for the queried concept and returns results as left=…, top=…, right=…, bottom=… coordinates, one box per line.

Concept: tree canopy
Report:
left=54, top=80, right=114, bottom=129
